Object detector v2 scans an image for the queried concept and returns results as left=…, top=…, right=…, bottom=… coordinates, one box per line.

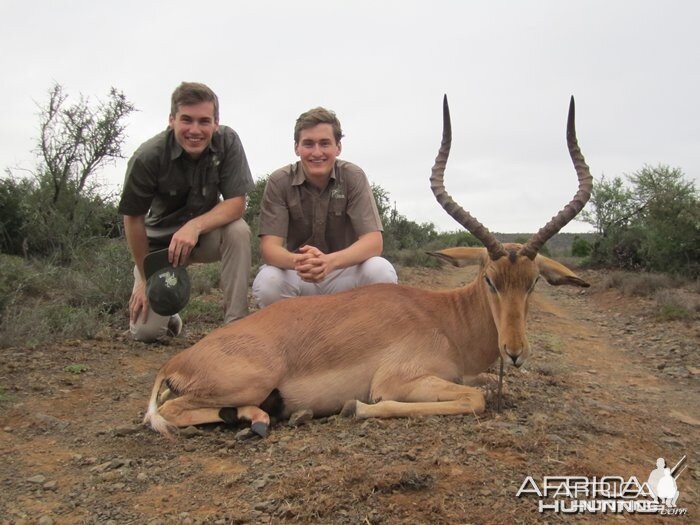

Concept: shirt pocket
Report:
left=329, top=195, right=347, bottom=216
left=202, top=163, right=221, bottom=199
left=157, top=173, right=189, bottom=197
left=327, top=196, right=347, bottom=232
left=288, top=191, right=306, bottom=223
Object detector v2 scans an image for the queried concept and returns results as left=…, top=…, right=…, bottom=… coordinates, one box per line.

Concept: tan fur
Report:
left=144, top=97, right=593, bottom=437
left=144, top=244, right=588, bottom=436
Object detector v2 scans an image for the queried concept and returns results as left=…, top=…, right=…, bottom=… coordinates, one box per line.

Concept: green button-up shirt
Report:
left=118, top=125, right=253, bottom=242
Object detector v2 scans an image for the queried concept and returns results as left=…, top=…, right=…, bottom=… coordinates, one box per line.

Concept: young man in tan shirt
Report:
left=253, top=107, right=397, bottom=307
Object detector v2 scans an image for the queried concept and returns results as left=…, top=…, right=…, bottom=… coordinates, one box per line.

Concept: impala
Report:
left=144, top=96, right=592, bottom=438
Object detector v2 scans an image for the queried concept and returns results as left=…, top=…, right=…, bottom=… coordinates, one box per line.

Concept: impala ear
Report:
left=427, top=247, right=488, bottom=268
left=536, top=255, right=590, bottom=287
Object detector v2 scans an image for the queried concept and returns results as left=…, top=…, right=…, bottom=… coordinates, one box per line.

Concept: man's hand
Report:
left=294, top=245, right=335, bottom=283
left=169, top=221, right=201, bottom=267
left=129, top=281, right=149, bottom=323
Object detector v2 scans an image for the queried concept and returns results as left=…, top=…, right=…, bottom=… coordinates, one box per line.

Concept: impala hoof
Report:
left=251, top=421, right=269, bottom=438
left=340, top=400, right=357, bottom=418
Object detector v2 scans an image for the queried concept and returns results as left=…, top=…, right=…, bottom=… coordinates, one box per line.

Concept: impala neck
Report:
left=444, top=279, right=501, bottom=375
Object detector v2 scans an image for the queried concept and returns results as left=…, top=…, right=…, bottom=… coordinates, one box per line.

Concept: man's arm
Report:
left=123, top=214, right=150, bottom=322
left=331, top=230, right=383, bottom=268
left=260, top=234, right=301, bottom=270
left=169, top=195, right=245, bottom=266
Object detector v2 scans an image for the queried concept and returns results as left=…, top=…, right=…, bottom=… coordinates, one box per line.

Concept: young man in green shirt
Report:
left=119, top=82, right=254, bottom=341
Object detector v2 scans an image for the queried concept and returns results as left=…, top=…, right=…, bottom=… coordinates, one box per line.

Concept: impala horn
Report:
left=519, top=96, right=593, bottom=259
left=430, top=95, right=507, bottom=261
left=430, top=95, right=593, bottom=261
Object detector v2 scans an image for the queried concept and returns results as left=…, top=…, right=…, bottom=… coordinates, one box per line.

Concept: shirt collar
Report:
left=292, top=161, right=337, bottom=187
left=168, top=127, right=220, bottom=161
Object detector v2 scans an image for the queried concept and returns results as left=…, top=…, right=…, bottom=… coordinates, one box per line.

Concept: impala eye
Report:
left=484, top=275, right=497, bottom=293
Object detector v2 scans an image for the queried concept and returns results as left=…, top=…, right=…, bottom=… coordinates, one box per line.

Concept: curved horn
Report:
left=519, top=96, right=593, bottom=259
left=430, top=95, right=507, bottom=261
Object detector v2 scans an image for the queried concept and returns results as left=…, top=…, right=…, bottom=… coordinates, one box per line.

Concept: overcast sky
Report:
left=2, top=1, right=698, bottom=234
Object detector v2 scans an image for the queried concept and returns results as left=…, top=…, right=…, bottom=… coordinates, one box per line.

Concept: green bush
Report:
left=509, top=235, right=550, bottom=256
left=0, top=177, right=33, bottom=255
left=430, top=231, right=481, bottom=248
left=581, top=166, right=700, bottom=277
left=386, top=249, right=442, bottom=268
left=571, top=235, right=592, bottom=257
left=244, top=175, right=268, bottom=268
left=0, top=239, right=132, bottom=348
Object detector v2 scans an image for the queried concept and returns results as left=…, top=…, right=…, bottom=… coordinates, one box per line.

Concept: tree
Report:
left=2, top=83, right=135, bottom=259
left=578, top=165, right=699, bottom=276
left=0, top=176, right=33, bottom=255
left=243, top=175, right=269, bottom=225
left=578, top=175, right=637, bottom=237
left=629, top=165, right=699, bottom=276
left=39, top=84, right=134, bottom=204
left=371, top=182, right=391, bottom=223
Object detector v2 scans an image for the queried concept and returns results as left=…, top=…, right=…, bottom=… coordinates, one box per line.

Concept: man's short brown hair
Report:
left=170, top=82, right=219, bottom=122
left=294, top=107, right=344, bottom=144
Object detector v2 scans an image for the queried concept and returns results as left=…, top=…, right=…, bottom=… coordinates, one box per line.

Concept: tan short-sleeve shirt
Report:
left=259, top=160, right=383, bottom=253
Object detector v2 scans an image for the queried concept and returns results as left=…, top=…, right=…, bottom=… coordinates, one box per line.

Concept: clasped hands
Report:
left=294, top=245, right=335, bottom=283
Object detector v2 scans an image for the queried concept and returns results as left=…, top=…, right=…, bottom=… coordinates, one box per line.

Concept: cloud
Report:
left=2, top=1, right=698, bottom=234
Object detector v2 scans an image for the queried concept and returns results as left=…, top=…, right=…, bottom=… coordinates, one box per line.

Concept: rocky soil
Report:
left=1, top=266, right=698, bottom=524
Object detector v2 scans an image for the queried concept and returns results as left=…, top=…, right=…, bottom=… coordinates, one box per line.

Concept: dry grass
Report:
left=596, top=270, right=699, bottom=322
left=599, top=271, right=685, bottom=297
left=187, top=262, right=222, bottom=295
left=552, top=255, right=587, bottom=270
left=654, top=288, right=700, bottom=321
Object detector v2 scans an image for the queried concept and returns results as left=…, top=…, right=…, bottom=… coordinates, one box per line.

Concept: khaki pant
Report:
left=130, top=219, right=251, bottom=341
left=252, top=256, right=397, bottom=308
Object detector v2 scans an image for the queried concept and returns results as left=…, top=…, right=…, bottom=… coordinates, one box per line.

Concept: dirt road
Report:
left=1, top=266, right=698, bottom=524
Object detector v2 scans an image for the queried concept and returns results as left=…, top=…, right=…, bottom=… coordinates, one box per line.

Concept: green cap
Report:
left=144, top=249, right=191, bottom=316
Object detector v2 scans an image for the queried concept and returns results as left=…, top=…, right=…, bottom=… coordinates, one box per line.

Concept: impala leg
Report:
left=462, top=372, right=507, bottom=403
left=342, top=375, right=486, bottom=419
left=236, top=405, right=271, bottom=437
left=159, top=397, right=271, bottom=437
left=159, top=396, right=226, bottom=427
left=159, top=387, right=172, bottom=403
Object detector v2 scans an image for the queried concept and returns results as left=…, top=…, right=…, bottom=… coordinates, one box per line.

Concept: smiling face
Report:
left=169, top=101, right=219, bottom=159
left=294, top=123, right=341, bottom=186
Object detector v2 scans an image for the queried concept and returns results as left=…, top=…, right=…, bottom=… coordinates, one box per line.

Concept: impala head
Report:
left=430, top=95, right=593, bottom=367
